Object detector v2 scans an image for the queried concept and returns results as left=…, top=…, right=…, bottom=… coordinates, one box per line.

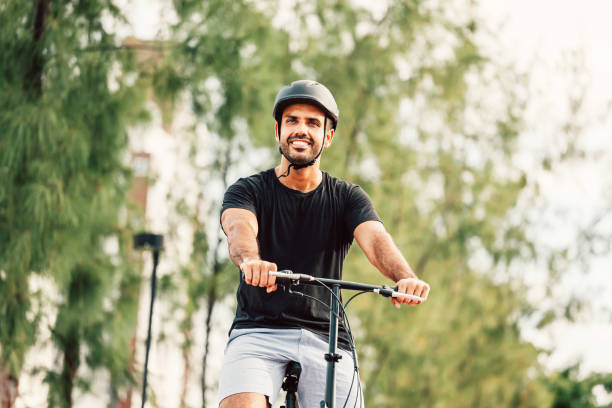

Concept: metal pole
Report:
left=140, top=249, right=160, bottom=408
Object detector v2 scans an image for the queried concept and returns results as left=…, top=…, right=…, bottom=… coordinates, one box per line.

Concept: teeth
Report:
left=291, top=141, right=309, bottom=147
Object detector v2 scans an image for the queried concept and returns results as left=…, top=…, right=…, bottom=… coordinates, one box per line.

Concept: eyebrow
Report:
left=284, top=114, right=322, bottom=124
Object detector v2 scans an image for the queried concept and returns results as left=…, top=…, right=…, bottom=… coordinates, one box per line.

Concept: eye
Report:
left=309, top=119, right=320, bottom=127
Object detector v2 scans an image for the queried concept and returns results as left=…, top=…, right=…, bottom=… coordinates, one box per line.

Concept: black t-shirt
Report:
left=221, top=168, right=382, bottom=349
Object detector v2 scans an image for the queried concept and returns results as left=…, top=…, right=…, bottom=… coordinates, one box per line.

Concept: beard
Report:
left=279, top=134, right=320, bottom=165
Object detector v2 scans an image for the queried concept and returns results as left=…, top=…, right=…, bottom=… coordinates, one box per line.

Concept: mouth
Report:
left=290, top=140, right=311, bottom=148
left=288, top=137, right=313, bottom=150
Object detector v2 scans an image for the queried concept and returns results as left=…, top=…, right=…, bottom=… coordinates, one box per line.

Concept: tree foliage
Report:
left=0, top=0, right=147, bottom=406
left=544, top=365, right=612, bottom=408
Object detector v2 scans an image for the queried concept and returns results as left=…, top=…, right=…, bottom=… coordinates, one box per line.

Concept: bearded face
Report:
left=277, top=104, right=331, bottom=165
left=279, top=133, right=319, bottom=165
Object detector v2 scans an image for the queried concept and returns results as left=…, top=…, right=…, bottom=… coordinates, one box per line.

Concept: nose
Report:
left=295, top=120, right=309, bottom=134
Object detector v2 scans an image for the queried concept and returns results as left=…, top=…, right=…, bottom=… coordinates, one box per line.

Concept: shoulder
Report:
left=324, top=172, right=366, bottom=198
left=222, top=169, right=275, bottom=215
left=228, top=168, right=275, bottom=191
left=324, top=172, right=356, bottom=191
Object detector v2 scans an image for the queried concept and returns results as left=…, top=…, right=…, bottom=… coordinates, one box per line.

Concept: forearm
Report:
left=371, top=232, right=417, bottom=282
left=355, top=222, right=428, bottom=306
left=226, top=223, right=260, bottom=267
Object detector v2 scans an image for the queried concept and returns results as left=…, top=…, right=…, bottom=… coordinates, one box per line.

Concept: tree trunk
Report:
left=0, top=362, right=19, bottom=408
left=60, top=334, right=80, bottom=408
left=25, top=0, right=51, bottom=96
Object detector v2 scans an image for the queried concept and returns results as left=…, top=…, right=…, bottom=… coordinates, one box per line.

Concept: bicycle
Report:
left=270, top=270, right=425, bottom=408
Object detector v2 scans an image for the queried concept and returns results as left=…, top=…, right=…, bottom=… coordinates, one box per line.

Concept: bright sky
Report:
left=478, top=0, right=612, bottom=376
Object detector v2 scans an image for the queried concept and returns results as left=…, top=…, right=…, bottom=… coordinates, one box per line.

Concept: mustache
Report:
left=287, top=134, right=314, bottom=144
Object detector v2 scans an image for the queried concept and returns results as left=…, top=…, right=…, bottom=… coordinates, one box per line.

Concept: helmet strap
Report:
left=277, top=117, right=327, bottom=179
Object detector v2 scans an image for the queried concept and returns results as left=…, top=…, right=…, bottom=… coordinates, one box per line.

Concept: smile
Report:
left=290, top=140, right=311, bottom=148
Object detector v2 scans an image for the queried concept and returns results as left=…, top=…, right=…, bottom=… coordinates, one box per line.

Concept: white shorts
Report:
left=217, top=327, right=364, bottom=407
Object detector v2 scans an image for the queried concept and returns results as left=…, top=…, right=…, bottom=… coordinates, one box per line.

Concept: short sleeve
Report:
left=344, top=185, right=382, bottom=236
left=220, top=178, right=258, bottom=222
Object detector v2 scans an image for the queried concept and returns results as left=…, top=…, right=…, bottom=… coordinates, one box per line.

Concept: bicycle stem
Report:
left=322, top=283, right=341, bottom=408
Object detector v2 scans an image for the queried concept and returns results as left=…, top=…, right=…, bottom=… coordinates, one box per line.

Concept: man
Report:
left=218, top=80, right=430, bottom=407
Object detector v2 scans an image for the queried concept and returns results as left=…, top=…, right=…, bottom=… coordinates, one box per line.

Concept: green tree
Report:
left=0, top=1, right=147, bottom=406
left=544, top=365, right=612, bottom=408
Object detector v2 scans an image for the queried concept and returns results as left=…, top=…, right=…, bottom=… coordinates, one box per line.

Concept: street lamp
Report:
left=133, top=232, right=163, bottom=408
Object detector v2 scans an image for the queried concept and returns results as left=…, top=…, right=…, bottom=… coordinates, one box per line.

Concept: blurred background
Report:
left=1, top=0, right=611, bottom=407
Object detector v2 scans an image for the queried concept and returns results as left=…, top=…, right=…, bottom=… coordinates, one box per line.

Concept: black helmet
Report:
left=273, top=80, right=339, bottom=130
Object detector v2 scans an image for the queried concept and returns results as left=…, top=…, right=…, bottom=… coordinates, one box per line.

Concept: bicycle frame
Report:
left=270, top=270, right=424, bottom=408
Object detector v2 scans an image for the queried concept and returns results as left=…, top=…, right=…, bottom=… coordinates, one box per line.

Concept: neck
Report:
left=275, top=157, right=322, bottom=192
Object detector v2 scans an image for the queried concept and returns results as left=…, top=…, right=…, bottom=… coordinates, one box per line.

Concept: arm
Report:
left=354, top=220, right=430, bottom=307
left=221, top=208, right=277, bottom=292
left=221, top=208, right=259, bottom=266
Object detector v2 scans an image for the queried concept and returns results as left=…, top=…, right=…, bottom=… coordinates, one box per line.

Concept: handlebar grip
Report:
left=393, top=292, right=424, bottom=302
left=269, top=270, right=315, bottom=281
left=269, top=270, right=296, bottom=279
left=375, top=286, right=424, bottom=302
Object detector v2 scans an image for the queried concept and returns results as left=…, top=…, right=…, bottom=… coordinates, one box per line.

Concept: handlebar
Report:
left=270, top=270, right=425, bottom=303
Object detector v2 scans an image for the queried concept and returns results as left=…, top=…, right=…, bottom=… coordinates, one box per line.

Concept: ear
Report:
left=324, top=128, right=335, bottom=148
left=274, top=122, right=280, bottom=143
